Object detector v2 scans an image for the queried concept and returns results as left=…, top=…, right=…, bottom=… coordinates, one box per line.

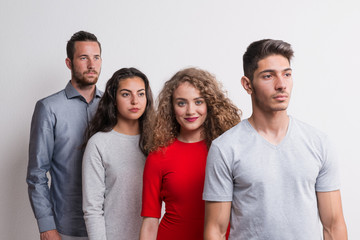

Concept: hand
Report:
left=40, top=229, right=61, bottom=240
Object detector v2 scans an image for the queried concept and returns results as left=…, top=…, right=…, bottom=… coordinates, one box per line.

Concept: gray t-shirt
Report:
left=203, top=116, right=340, bottom=240
left=82, top=130, right=145, bottom=240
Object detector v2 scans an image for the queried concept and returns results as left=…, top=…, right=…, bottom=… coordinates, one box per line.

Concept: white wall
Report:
left=1, top=0, right=359, bottom=238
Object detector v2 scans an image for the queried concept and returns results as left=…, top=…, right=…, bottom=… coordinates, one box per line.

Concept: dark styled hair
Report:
left=84, top=67, right=155, bottom=155
left=66, top=31, right=101, bottom=61
left=243, top=39, right=294, bottom=81
left=148, top=67, right=241, bottom=152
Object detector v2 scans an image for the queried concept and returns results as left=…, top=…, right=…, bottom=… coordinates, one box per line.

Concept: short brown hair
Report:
left=66, top=31, right=101, bottom=61
left=243, top=39, right=294, bottom=81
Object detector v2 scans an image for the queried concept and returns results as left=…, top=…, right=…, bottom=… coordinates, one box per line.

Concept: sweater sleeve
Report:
left=141, top=151, right=163, bottom=218
left=82, top=137, right=107, bottom=240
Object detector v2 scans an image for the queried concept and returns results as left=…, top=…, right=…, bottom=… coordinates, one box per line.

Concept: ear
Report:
left=241, top=76, right=253, bottom=94
left=65, top=58, right=72, bottom=70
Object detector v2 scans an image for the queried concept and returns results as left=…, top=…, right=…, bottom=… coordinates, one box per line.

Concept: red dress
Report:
left=141, top=139, right=208, bottom=240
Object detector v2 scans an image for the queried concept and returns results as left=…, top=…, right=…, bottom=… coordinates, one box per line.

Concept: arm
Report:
left=139, top=217, right=159, bottom=240
left=317, top=190, right=347, bottom=240
left=26, top=101, right=57, bottom=233
left=82, top=138, right=107, bottom=240
left=204, top=201, right=231, bottom=240
left=40, top=230, right=61, bottom=240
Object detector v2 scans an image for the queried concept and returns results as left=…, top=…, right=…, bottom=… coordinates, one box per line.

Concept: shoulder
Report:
left=212, top=120, right=252, bottom=147
left=86, top=131, right=113, bottom=148
left=37, top=89, right=66, bottom=107
left=290, top=116, right=329, bottom=143
left=33, top=89, right=67, bottom=115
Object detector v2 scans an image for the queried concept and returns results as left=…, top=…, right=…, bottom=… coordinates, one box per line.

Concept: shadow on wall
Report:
left=0, top=125, right=39, bottom=239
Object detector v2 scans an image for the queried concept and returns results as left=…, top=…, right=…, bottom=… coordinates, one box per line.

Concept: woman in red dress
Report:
left=140, top=68, right=241, bottom=240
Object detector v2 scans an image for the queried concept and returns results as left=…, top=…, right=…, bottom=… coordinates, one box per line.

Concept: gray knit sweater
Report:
left=82, top=130, right=145, bottom=240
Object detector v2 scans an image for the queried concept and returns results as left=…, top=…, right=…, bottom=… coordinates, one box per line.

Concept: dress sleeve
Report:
left=26, top=101, right=56, bottom=232
left=141, top=151, right=163, bottom=218
left=82, top=137, right=107, bottom=240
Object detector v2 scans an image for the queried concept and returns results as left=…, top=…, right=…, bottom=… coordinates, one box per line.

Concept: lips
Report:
left=273, top=94, right=288, bottom=101
left=129, top=108, right=140, bottom=113
left=184, top=117, right=199, bottom=122
left=85, top=71, right=98, bottom=75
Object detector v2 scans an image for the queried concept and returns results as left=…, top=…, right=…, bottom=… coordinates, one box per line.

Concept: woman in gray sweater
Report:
left=82, top=68, right=155, bottom=240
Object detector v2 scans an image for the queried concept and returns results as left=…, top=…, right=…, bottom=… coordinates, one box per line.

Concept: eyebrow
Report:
left=119, top=89, right=145, bottom=92
left=79, top=54, right=101, bottom=57
left=175, top=97, right=204, bottom=101
left=258, top=68, right=292, bottom=74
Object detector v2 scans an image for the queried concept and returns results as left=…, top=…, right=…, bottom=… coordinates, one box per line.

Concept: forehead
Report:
left=256, top=54, right=290, bottom=72
left=173, top=81, right=201, bottom=98
left=73, top=41, right=101, bottom=55
left=118, top=76, right=145, bottom=89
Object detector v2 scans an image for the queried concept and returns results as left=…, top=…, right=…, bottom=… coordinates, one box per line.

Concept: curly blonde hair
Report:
left=146, top=67, right=241, bottom=152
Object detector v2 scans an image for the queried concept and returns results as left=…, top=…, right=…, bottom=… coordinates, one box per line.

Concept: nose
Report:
left=186, top=102, right=195, bottom=115
left=87, top=58, right=95, bottom=69
left=131, top=94, right=138, bottom=105
left=275, top=75, right=287, bottom=91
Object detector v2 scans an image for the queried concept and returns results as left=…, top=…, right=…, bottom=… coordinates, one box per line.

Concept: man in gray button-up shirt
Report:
left=26, top=31, right=103, bottom=240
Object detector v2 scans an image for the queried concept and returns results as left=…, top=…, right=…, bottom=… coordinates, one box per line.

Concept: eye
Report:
left=80, top=56, right=87, bottom=60
left=177, top=101, right=186, bottom=107
left=263, top=74, right=272, bottom=79
left=195, top=100, right=204, bottom=105
left=284, top=72, right=292, bottom=77
left=138, top=92, right=145, bottom=97
left=121, top=92, right=130, bottom=97
left=94, top=56, right=101, bottom=61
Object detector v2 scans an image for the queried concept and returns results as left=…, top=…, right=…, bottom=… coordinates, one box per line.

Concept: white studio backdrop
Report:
left=0, top=0, right=359, bottom=239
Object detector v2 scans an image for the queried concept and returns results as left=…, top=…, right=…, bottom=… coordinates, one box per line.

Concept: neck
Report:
left=177, top=128, right=204, bottom=143
left=70, top=79, right=96, bottom=103
left=248, top=109, right=289, bottom=145
left=113, top=118, right=140, bottom=135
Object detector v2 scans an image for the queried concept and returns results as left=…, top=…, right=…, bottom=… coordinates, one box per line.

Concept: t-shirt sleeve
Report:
left=315, top=137, right=341, bottom=192
left=203, top=143, right=233, bottom=201
left=141, top=151, right=163, bottom=218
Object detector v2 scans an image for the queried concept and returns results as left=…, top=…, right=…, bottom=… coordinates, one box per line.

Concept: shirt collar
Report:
left=65, top=81, right=102, bottom=100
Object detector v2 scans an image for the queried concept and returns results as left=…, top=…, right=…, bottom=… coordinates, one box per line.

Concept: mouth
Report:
left=184, top=117, right=199, bottom=122
left=273, top=94, right=288, bottom=101
left=129, top=108, right=140, bottom=113
left=85, top=71, right=98, bottom=75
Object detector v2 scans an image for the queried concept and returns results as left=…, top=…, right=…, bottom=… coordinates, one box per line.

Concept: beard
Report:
left=72, top=66, right=100, bottom=87
left=252, top=85, right=290, bottom=112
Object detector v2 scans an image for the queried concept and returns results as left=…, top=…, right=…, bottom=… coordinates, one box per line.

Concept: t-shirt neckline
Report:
left=244, top=116, right=292, bottom=149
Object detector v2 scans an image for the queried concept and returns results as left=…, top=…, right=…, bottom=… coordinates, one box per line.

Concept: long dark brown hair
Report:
left=84, top=67, right=155, bottom=155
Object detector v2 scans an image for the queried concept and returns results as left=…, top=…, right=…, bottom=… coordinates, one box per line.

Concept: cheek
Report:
left=173, top=106, right=184, bottom=118
left=116, top=99, right=127, bottom=112
left=199, top=105, right=207, bottom=116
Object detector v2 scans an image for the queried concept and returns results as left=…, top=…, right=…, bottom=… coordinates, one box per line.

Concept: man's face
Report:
left=69, top=41, right=102, bottom=87
left=250, top=54, right=293, bottom=113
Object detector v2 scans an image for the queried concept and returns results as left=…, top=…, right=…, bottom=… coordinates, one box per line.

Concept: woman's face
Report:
left=172, top=81, right=207, bottom=140
left=116, top=77, right=147, bottom=122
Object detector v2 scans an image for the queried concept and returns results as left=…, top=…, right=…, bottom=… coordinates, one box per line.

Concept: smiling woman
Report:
left=139, top=67, right=241, bottom=240
left=172, top=81, right=208, bottom=143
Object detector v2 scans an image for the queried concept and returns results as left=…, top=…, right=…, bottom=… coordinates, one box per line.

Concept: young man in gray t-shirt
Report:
left=203, top=39, right=347, bottom=240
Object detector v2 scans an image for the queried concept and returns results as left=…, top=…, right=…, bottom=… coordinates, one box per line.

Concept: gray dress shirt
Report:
left=26, top=81, right=102, bottom=237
